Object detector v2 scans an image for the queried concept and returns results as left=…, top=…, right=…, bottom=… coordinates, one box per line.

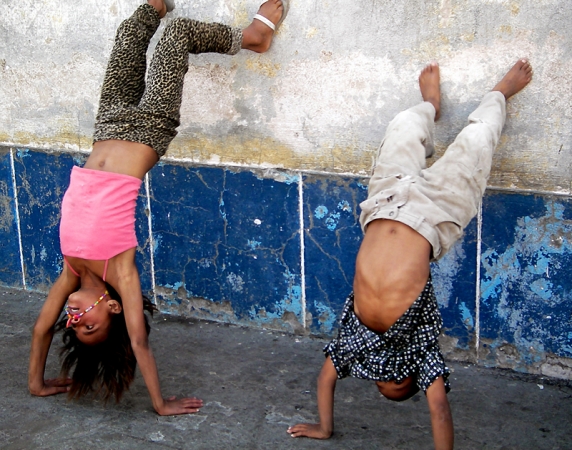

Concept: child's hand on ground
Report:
left=156, top=395, right=204, bottom=416
left=30, top=378, right=72, bottom=396
left=287, top=423, right=332, bottom=439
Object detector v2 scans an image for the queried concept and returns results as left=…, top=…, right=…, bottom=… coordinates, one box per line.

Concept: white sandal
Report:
left=253, top=0, right=289, bottom=31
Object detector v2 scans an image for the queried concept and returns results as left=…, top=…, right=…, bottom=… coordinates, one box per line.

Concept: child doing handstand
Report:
left=288, top=59, right=533, bottom=448
left=28, top=0, right=288, bottom=416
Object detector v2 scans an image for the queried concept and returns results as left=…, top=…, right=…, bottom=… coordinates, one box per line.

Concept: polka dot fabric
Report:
left=324, top=276, right=450, bottom=393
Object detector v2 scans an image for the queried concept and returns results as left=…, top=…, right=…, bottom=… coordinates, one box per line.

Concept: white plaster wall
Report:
left=1, top=0, right=570, bottom=192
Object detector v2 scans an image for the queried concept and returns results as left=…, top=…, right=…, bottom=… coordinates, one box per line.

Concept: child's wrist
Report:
left=321, top=426, right=333, bottom=437
left=152, top=397, right=166, bottom=414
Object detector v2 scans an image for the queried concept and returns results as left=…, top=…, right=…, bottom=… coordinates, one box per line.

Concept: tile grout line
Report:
left=9, top=148, right=26, bottom=290
left=298, top=173, right=307, bottom=329
left=145, top=173, right=157, bottom=304
left=475, top=201, right=482, bottom=362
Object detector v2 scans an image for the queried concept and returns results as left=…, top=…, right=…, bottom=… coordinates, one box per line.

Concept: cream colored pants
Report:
left=359, top=91, right=506, bottom=260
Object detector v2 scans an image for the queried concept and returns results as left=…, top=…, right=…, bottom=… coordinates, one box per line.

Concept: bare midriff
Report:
left=353, top=219, right=432, bottom=333
left=85, top=140, right=159, bottom=180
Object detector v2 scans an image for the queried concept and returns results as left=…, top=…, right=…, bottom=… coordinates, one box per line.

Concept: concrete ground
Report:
left=1, top=287, right=571, bottom=450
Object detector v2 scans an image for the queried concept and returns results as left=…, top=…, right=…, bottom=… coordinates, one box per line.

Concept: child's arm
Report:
left=287, top=355, right=338, bottom=439
left=28, top=267, right=78, bottom=396
left=114, top=251, right=203, bottom=416
left=426, top=376, right=454, bottom=450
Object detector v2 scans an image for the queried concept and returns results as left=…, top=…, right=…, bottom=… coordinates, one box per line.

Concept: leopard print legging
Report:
left=93, top=4, right=243, bottom=157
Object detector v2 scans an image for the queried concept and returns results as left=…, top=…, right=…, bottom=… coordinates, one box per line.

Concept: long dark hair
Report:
left=56, top=283, right=156, bottom=402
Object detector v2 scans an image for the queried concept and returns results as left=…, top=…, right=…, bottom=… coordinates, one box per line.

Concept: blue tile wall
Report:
left=2, top=148, right=571, bottom=373
left=0, top=149, right=22, bottom=288
left=150, top=164, right=302, bottom=329
left=135, top=187, right=153, bottom=297
left=12, top=148, right=151, bottom=294
left=432, top=219, right=478, bottom=350
left=481, top=192, right=572, bottom=365
left=13, top=149, right=78, bottom=290
left=303, top=175, right=367, bottom=334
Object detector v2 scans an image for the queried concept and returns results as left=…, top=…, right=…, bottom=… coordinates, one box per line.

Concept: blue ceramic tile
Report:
left=0, top=149, right=23, bottom=288
left=303, top=175, right=367, bottom=334
left=432, top=218, right=478, bottom=350
left=480, top=192, right=572, bottom=364
left=13, top=149, right=78, bottom=290
left=3, top=148, right=572, bottom=368
left=150, top=165, right=302, bottom=329
left=135, top=186, right=153, bottom=297
left=14, top=149, right=151, bottom=294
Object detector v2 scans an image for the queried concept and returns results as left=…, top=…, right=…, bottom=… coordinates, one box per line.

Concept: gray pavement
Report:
left=1, top=287, right=571, bottom=450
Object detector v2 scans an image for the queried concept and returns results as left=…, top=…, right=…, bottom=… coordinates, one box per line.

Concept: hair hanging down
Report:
left=56, top=284, right=157, bottom=402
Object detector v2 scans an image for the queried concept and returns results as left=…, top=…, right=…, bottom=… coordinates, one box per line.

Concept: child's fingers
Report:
left=179, top=397, right=204, bottom=408
left=161, top=396, right=204, bottom=415
left=166, top=396, right=203, bottom=404
left=40, top=385, right=70, bottom=396
left=287, top=423, right=329, bottom=439
left=54, top=385, right=71, bottom=394
left=164, top=397, right=204, bottom=412
left=44, top=378, right=72, bottom=387
left=287, top=425, right=303, bottom=436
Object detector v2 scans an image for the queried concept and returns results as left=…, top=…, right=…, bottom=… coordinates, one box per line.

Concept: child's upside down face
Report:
left=66, top=287, right=122, bottom=345
left=375, top=376, right=420, bottom=402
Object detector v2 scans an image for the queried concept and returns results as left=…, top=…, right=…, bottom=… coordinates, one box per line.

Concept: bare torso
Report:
left=353, top=219, right=431, bottom=333
left=84, top=140, right=159, bottom=180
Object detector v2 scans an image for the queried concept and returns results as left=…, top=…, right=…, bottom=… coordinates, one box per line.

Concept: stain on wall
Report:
left=0, top=149, right=22, bottom=287
left=1, top=1, right=570, bottom=191
left=148, top=163, right=303, bottom=332
left=13, top=150, right=76, bottom=292
left=302, top=175, right=366, bottom=333
left=480, top=192, right=572, bottom=372
left=1, top=0, right=571, bottom=377
left=1, top=147, right=572, bottom=377
left=432, top=219, right=479, bottom=359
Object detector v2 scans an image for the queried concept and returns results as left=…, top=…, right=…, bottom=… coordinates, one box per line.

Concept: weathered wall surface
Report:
left=2, top=0, right=571, bottom=190
left=2, top=147, right=571, bottom=379
left=1, top=0, right=571, bottom=378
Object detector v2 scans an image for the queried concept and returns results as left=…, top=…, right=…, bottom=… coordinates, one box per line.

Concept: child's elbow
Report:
left=130, top=334, right=150, bottom=351
left=32, top=319, right=53, bottom=338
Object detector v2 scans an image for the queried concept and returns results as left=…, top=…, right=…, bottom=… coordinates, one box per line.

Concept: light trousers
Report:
left=359, top=92, right=506, bottom=260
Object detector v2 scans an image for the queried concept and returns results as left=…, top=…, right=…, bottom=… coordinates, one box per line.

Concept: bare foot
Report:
left=492, top=59, right=533, bottom=99
left=242, top=0, right=285, bottom=53
left=287, top=423, right=332, bottom=439
left=419, top=62, right=441, bottom=121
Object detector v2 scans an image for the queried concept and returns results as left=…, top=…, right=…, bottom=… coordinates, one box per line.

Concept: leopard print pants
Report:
left=93, top=4, right=243, bottom=157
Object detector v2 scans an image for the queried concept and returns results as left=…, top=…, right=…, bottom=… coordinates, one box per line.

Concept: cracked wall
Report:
left=1, top=0, right=571, bottom=191
left=1, top=147, right=571, bottom=377
left=0, top=0, right=571, bottom=377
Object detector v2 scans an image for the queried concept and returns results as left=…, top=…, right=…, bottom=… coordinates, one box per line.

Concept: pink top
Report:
left=60, top=167, right=142, bottom=261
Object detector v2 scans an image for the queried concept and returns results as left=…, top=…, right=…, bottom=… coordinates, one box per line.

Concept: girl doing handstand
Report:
left=28, top=0, right=288, bottom=416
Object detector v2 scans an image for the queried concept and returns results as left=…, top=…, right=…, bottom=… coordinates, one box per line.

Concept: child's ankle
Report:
left=147, top=0, right=166, bottom=18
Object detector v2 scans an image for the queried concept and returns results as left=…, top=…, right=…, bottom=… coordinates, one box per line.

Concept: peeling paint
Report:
left=459, top=302, right=474, bottom=330
left=314, top=205, right=328, bottom=219
left=480, top=194, right=572, bottom=370
left=2, top=147, right=572, bottom=377
left=1, top=0, right=571, bottom=192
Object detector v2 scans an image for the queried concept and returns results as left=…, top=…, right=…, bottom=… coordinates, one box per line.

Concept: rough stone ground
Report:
left=1, top=287, right=571, bottom=450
